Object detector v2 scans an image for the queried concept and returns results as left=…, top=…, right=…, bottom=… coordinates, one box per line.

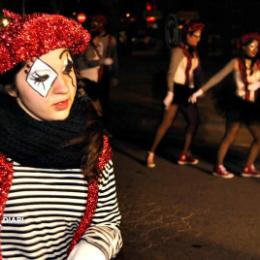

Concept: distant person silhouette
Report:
left=76, top=14, right=119, bottom=128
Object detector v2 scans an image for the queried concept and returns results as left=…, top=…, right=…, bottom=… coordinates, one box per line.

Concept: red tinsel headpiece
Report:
left=236, top=32, right=260, bottom=49
left=0, top=9, right=91, bottom=74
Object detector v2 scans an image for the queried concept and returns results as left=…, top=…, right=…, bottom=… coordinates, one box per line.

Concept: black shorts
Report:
left=172, top=83, right=196, bottom=105
left=212, top=83, right=260, bottom=124
left=226, top=96, right=259, bottom=125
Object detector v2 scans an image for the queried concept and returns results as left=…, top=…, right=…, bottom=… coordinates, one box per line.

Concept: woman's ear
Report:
left=5, top=84, right=18, bottom=97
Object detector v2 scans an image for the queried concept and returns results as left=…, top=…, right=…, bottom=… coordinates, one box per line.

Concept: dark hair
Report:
left=75, top=77, right=104, bottom=180
left=80, top=102, right=104, bottom=181
left=181, top=20, right=204, bottom=43
left=0, top=63, right=24, bottom=93
left=89, top=14, right=108, bottom=34
left=236, top=32, right=260, bottom=50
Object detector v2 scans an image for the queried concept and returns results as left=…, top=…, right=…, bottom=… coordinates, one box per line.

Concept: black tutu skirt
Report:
left=172, top=83, right=197, bottom=105
left=212, top=83, right=260, bottom=125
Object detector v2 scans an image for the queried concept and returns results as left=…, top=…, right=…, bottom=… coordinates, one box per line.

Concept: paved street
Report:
left=108, top=52, right=260, bottom=260
left=113, top=139, right=260, bottom=260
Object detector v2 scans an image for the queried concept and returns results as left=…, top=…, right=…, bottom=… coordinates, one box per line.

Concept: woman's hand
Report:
left=102, top=57, right=113, bottom=66
left=248, top=81, right=260, bottom=91
left=67, top=240, right=106, bottom=260
left=163, top=91, right=174, bottom=109
left=189, top=89, right=204, bottom=103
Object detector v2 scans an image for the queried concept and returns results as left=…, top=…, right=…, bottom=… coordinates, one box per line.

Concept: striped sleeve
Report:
left=82, top=160, right=123, bottom=259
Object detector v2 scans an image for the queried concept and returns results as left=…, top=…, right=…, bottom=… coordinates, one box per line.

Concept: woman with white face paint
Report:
left=189, top=33, right=260, bottom=179
left=0, top=9, right=122, bottom=259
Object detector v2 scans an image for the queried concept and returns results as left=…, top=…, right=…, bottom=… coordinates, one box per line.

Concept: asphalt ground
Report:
left=107, top=52, right=260, bottom=260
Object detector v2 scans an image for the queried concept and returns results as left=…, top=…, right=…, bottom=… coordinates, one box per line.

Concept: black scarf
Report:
left=0, top=94, right=99, bottom=169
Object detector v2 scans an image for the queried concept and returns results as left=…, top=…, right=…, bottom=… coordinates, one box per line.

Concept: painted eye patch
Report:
left=26, top=58, right=58, bottom=97
left=63, top=57, right=74, bottom=75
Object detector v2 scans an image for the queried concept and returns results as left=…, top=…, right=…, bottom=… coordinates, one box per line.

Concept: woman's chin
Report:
left=49, top=111, right=71, bottom=121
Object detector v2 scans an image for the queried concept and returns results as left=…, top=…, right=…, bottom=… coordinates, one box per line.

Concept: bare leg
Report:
left=217, top=122, right=241, bottom=165
left=245, top=123, right=260, bottom=165
left=146, top=104, right=179, bottom=167
left=180, top=104, right=200, bottom=153
left=150, top=104, right=179, bottom=153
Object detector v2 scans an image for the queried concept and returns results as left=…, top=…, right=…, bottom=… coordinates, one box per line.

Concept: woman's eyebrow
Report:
left=59, top=49, right=69, bottom=59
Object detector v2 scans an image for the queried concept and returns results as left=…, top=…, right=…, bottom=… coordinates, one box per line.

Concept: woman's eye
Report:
left=30, top=72, right=50, bottom=86
left=63, top=59, right=74, bottom=75
left=26, top=58, right=58, bottom=96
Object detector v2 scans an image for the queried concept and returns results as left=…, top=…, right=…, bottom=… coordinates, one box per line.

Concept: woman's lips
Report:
left=53, top=99, right=69, bottom=110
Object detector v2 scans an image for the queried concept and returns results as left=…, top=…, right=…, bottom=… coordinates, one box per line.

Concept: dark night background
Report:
left=1, top=0, right=260, bottom=57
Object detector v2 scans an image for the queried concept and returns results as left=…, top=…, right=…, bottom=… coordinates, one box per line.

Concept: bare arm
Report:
left=167, top=47, right=183, bottom=92
left=200, top=59, right=236, bottom=93
left=189, top=58, right=237, bottom=103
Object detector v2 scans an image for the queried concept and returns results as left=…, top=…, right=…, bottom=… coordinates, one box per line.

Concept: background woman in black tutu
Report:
left=146, top=20, right=205, bottom=168
left=190, top=33, right=260, bottom=179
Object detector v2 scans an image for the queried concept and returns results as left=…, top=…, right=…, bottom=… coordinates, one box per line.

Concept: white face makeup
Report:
left=187, top=30, right=202, bottom=47
left=26, top=58, right=58, bottom=97
left=246, top=40, right=259, bottom=57
left=12, top=48, right=77, bottom=121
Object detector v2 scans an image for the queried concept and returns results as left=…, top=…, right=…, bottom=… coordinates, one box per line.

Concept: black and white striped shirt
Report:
left=1, top=160, right=122, bottom=260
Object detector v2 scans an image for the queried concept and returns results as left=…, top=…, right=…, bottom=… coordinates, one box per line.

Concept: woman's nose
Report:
left=52, top=75, right=69, bottom=94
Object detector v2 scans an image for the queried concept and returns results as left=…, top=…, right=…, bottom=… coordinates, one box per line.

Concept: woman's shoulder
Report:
left=172, top=46, right=183, bottom=53
left=170, top=46, right=184, bottom=58
left=230, top=57, right=240, bottom=71
left=219, top=58, right=238, bottom=72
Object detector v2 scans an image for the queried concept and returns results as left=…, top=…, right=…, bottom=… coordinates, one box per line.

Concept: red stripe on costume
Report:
left=67, top=134, right=112, bottom=255
left=67, top=179, right=99, bottom=255
left=238, top=58, right=253, bottom=101
left=0, top=154, right=14, bottom=260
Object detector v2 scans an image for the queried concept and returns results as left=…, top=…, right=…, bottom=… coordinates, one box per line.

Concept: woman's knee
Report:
left=248, top=124, right=260, bottom=144
left=186, top=112, right=200, bottom=129
left=161, top=108, right=177, bottom=129
left=253, top=135, right=260, bottom=145
left=160, top=119, right=172, bottom=130
left=222, top=133, right=237, bottom=145
left=187, top=118, right=200, bottom=133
